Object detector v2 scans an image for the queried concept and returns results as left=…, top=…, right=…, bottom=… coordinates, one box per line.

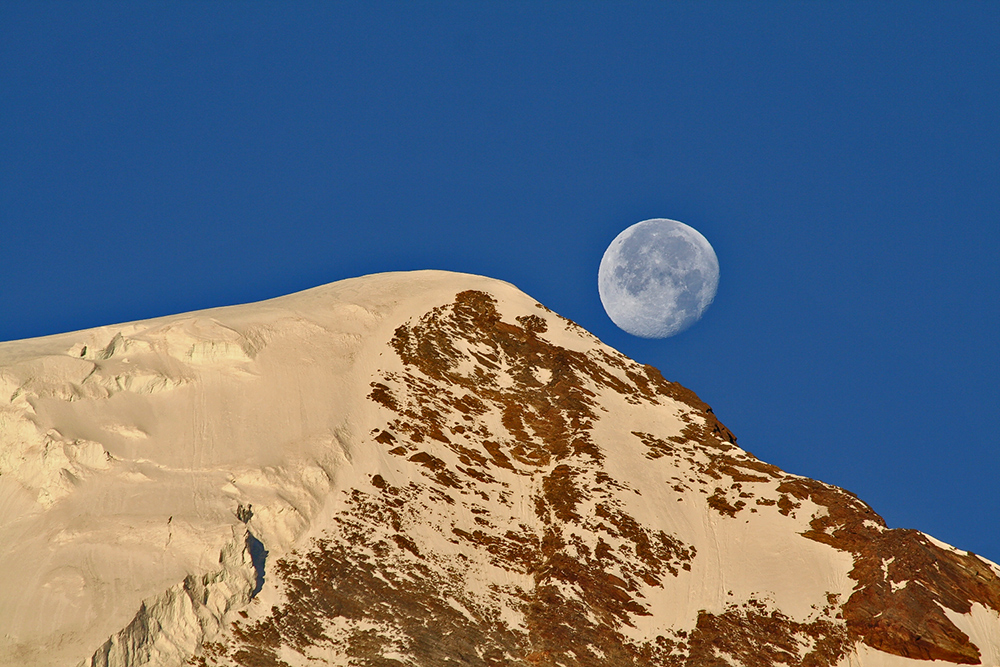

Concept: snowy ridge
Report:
left=0, top=271, right=998, bottom=667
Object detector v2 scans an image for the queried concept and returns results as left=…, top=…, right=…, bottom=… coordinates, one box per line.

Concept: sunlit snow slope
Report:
left=0, top=271, right=998, bottom=667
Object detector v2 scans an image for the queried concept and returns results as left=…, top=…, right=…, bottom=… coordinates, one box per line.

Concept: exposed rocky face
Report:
left=192, top=289, right=1000, bottom=667
left=1, top=273, right=997, bottom=667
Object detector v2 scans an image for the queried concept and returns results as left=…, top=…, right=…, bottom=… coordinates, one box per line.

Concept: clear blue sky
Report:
left=3, top=3, right=998, bottom=561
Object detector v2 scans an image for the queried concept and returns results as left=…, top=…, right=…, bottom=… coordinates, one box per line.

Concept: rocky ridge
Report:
left=0, top=271, right=997, bottom=667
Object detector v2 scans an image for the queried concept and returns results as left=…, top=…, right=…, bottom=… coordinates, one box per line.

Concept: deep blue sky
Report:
left=3, top=3, right=998, bottom=561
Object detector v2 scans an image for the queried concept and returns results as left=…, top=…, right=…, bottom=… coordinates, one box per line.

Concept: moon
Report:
left=598, top=218, right=719, bottom=338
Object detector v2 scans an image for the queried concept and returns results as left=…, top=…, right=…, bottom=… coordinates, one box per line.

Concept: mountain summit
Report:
left=1, top=271, right=997, bottom=667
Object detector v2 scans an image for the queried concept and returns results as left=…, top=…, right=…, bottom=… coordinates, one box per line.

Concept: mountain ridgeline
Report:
left=0, top=272, right=996, bottom=667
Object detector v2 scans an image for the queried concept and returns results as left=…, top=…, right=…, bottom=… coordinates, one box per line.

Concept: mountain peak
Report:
left=0, top=272, right=997, bottom=666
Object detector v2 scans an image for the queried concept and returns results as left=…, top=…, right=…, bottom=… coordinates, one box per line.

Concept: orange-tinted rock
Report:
left=195, top=289, right=1000, bottom=667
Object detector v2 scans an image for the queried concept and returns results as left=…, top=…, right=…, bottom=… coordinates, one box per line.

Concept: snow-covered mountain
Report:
left=1, top=271, right=997, bottom=667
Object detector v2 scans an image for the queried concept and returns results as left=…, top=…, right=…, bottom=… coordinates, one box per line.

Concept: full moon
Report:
left=598, top=218, right=719, bottom=338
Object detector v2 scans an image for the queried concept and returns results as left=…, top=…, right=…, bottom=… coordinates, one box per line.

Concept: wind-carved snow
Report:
left=1, top=270, right=999, bottom=667
left=0, top=276, right=397, bottom=667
